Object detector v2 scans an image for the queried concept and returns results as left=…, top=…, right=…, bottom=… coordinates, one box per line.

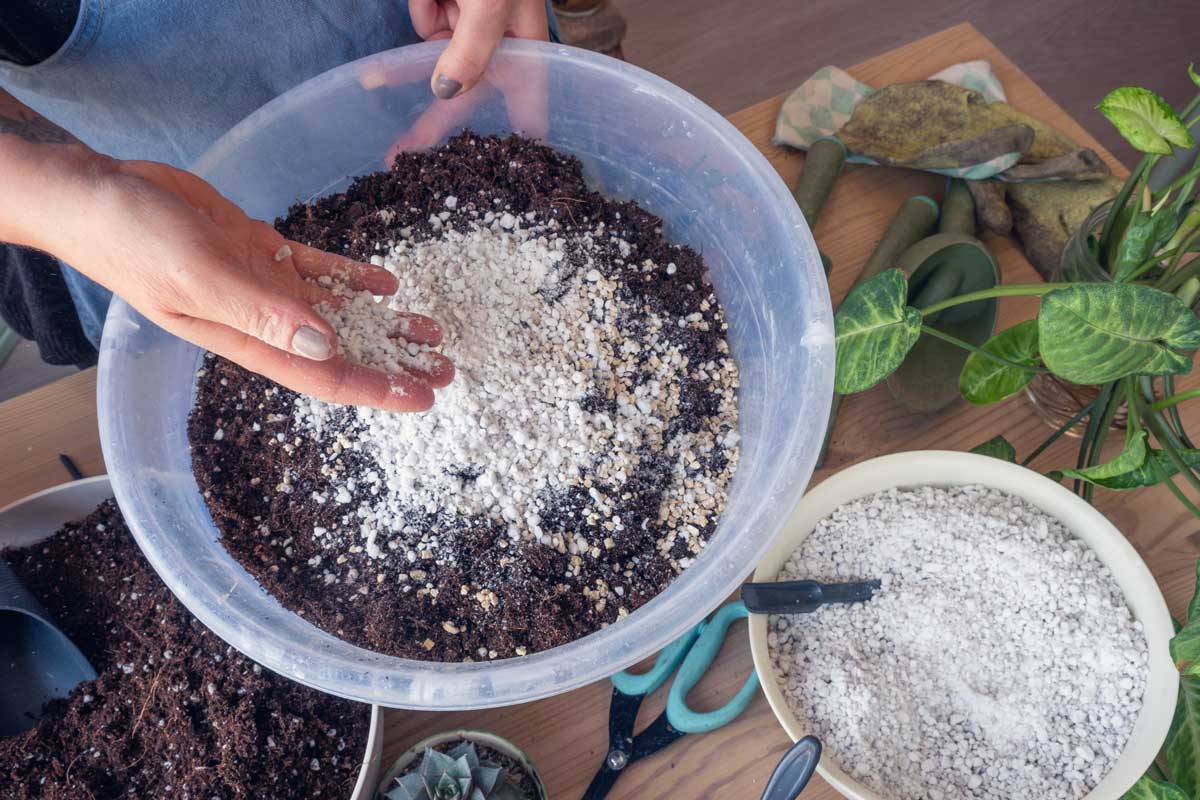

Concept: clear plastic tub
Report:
left=97, top=40, right=833, bottom=708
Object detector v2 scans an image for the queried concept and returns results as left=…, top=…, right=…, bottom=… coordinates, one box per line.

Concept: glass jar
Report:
left=1024, top=202, right=1129, bottom=434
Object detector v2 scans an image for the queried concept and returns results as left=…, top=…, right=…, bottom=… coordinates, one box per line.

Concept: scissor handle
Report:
left=666, top=601, right=759, bottom=733
left=612, top=623, right=702, bottom=697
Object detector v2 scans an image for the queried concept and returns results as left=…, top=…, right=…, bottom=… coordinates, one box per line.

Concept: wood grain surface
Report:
left=0, top=24, right=1195, bottom=800
left=612, top=0, right=1200, bottom=170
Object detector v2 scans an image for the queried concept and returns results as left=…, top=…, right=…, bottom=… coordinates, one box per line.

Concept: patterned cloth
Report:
left=774, top=60, right=1019, bottom=180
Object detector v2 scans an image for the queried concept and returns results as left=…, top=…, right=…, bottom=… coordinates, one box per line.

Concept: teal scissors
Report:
left=582, top=578, right=879, bottom=799
left=581, top=601, right=759, bottom=799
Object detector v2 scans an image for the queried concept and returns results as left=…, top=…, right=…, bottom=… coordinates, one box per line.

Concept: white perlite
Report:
left=769, top=485, right=1148, bottom=800
left=294, top=208, right=738, bottom=570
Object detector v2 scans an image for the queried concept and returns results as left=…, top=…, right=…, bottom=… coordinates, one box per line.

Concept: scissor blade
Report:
left=629, top=712, right=686, bottom=760
left=581, top=764, right=623, bottom=800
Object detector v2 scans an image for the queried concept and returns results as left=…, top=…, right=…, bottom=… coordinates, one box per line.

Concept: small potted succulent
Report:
left=377, top=730, right=547, bottom=800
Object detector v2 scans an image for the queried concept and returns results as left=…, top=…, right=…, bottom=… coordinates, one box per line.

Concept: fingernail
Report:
left=433, top=74, right=462, bottom=100
left=292, top=325, right=334, bottom=360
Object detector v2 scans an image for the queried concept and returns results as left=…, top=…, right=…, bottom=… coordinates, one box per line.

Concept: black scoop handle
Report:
left=741, top=579, right=881, bottom=615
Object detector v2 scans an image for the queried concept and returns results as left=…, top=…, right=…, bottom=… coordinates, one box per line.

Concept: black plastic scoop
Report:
left=0, top=559, right=97, bottom=736
left=741, top=579, right=882, bottom=615
left=761, top=736, right=822, bottom=800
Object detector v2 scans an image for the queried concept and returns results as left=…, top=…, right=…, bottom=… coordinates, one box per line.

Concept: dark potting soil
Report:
left=386, top=740, right=540, bottom=799
left=188, top=132, right=736, bottom=662
left=0, top=501, right=369, bottom=800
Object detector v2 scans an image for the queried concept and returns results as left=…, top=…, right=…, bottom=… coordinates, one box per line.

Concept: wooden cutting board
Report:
left=0, top=21, right=1193, bottom=800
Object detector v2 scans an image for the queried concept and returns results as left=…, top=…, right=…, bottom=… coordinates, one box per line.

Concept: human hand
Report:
left=410, top=0, right=549, bottom=99
left=55, top=157, right=454, bottom=411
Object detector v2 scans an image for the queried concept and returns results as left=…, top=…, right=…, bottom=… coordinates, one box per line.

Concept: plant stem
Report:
left=1178, top=89, right=1200, bottom=130
left=1149, top=388, right=1200, bottom=414
left=1156, top=160, right=1200, bottom=198
left=1148, top=455, right=1200, bottom=518
left=1021, top=400, right=1097, bottom=467
left=1074, top=382, right=1117, bottom=497
left=1157, top=234, right=1200, bottom=293
left=1162, top=375, right=1198, bottom=449
left=1175, top=276, right=1200, bottom=309
left=918, top=326, right=1047, bottom=373
left=1081, top=382, right=1126, bottom=503
left=1138, top=378, right=1200, bottom=496
left=918, top=284, right=1065, bottom=318
left=1123, top=244, right=1187, bottom=282
left=1100, top=157, right=1155, bottom=260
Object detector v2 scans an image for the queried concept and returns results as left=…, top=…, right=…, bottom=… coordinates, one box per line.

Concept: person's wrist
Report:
left=0, top=140, right=114, bottom=258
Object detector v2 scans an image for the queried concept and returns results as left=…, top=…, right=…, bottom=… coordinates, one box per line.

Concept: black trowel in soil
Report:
left=0, top=560, right=97, bottom=736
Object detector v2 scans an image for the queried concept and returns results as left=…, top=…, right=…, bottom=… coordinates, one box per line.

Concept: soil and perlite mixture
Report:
left=0, top=502, right=369, bottom=800
left=768, top=485, right=1149, bottom=800
left=189, top=133, right=740, bottom=662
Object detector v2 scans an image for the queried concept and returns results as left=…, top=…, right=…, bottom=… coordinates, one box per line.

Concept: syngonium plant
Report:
left=384, top=742, right=530, bottom=800
left=833, top=65, right=1200, bottom=517
left=1132, top=560, right=1200, bottom=798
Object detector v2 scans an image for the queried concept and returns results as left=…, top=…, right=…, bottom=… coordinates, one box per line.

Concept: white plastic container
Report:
left=98, top=39, right=834, bottom=708
left=748, top=451, right=1177, bottom=800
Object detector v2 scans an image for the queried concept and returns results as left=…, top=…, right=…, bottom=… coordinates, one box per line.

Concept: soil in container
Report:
left=0, top=501, right=369, bottom=800
left=187, top=133, right=741, bottom=662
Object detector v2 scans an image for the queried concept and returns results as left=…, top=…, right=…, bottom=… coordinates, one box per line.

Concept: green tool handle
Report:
left=817, top=196, right=939, bottom=468
left=938, top=179, right=977, bottom=237
left=857, top=195, right=940, bottom=285
left=794, top=138, right=846, bottom=226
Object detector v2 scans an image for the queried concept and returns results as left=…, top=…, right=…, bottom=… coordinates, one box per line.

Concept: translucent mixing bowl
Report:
left=97, top=40, right=833, bottom=708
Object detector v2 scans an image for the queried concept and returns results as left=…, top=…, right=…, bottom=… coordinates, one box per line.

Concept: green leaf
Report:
left=1059, top=429, right=1149, bottom=483
left=970, top=435, right=1017, bottom=462
left=1167, top=674, right=1200, bottom=797
left=834, top=269, right=922, bottom=393
left=1190, top=63, right=1200, bottom=89
left=1114, top=210, right=1181, bottom=282
left=1173, top=623, right=1200, bottom=677
left=1177, top=563, right=1200, bottom=678
left=959, top=320, right=1040, bottom=404
left=1099, top=86, right=1197, bottom=155
left=389, top=773, right=430, bottom=800
left=1085, top=448, right=1200, bottom=489
left=1189, top=559, right=1200, bottom=624
left=1121, top=775, right=1189, bottom=800
left=1038, top=283, right=1200, bottom=384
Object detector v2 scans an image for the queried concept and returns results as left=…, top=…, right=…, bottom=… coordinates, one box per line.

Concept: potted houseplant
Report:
left=832, top=65, right=1200, bottom=517
left=377, top=730, right=547, bottom=800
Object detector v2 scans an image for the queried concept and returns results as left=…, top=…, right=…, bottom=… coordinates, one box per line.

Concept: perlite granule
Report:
left=769, top=485, right=1148, bottom=800
left=295, top=203, right=739, bottom=572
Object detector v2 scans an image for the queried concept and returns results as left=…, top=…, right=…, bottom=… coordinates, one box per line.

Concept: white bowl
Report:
left=0, top=478, right=383, bottom=800
left=747, top=450, right=1177, bottom=800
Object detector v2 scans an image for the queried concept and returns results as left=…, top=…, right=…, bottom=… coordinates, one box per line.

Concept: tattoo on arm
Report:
left=0, top=88, right=80, bottom=145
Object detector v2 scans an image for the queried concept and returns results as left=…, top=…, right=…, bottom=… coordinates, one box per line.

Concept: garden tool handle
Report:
left=741, top=580, right=881, bottom=615
left=665, top=601, right=758, bottom=733
left=761, top=736, right=822, bottom=800
left=793, top=138, right=846, bottom=227
left=611, top=623, right=701, bottom=696
left=939, top=178, right=977, bottom=236
left=818, top=193, right=940, bottom=468
left=857, top=195, right=940, bottom=285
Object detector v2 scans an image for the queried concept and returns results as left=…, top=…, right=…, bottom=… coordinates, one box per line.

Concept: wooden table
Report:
left=1, top=22, right=1195, bottom=800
